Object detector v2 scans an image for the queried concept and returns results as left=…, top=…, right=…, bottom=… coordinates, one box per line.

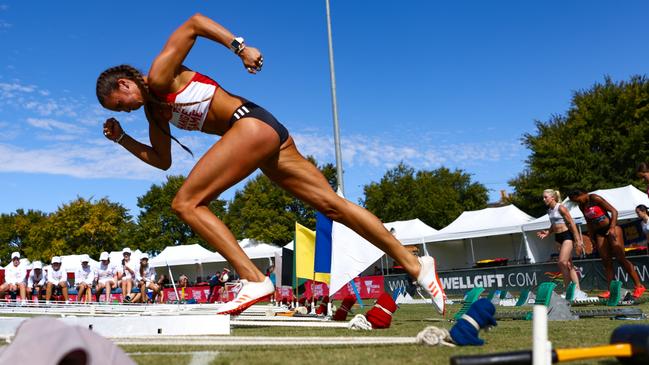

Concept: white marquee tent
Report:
left=149, top=241, right=280, bottom=281
left=238, top=239, right=283, bottom=261
left=367, top=219, right=439, bottom=274
left=522, top=185, right=649, bottom=262
left=421, top=205, right=536, bottom=270
left=384, top=218, right=438, bottom=246
left=149, top=244, right=225, bottom=281
left=60, top=254, right=100, bottom=273
left=149, top=244, right=223, bottom=267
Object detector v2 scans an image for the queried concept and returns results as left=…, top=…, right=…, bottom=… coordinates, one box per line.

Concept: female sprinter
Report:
left=636, top=163, right=649, bottom=197
left=536, top=189, right=587, bottom=299
left=568, top=189, right=645, bottom=299
left=96, top=14, right=445, bottom=315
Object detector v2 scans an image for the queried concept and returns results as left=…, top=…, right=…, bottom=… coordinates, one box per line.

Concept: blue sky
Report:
left=1, top=1, right=648, bottom=217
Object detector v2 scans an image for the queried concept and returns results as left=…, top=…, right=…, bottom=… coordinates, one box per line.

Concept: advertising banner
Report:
left=163, top=286, right=214, bottom=302
left=330, top=276, right=384, bottom=300
left=300, top=276, right=385, bottom=300
left=275, top=285, right=295, bottom=301
left=384, top=255, right=649, bottom=296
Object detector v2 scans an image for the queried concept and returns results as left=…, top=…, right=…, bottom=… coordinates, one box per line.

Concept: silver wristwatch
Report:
left=230, top=37, right=245, bottom=55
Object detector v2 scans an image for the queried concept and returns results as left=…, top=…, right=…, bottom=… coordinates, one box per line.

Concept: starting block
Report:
left=495, top=282, right=645, bottom=321
left=531, top=282, right=578, bottom=320
left=571, top=280, right=645, bottom=307
left=453, top=287, right=485, bottom=320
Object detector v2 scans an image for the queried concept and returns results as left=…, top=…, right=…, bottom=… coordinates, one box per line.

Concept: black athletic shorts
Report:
left=594, top=224, right=610, bottom=237
left=228, top=102, right=289, bottom=144
left=555, top=230, right=574, bottom=244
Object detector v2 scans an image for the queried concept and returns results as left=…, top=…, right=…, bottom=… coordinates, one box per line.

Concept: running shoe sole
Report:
left=217, top=294, right=273, bottom=316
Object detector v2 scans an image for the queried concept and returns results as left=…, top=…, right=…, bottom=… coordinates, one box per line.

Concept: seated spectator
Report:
left=178, top=274, right=190, bottom=289
left=117, top=248, right=137, bottom=303
left=175, top=274, right=192, bottom=302
left=75, top=254, right=95, bottom=303
left=133, top=254, right=160, bottom=303
left=95, top=251, right=117, bottom=303
left=45, top=256, right=68, bottom=304
left=157, top=273, right=169, bottom=287
left=209, top=271, right=221, bottom=285
left=207, top=271, right=221, bottom=302
left=26, top=261, right=45, bottom=302
left=0, top=252, right=27, bottom=304
left=266, top=265, right=276, bottom=286
left=155, top=273, right=169, bottom=303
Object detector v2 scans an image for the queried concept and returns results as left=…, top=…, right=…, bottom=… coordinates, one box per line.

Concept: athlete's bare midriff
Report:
left=201, top=87, right=248, bottom=135
left=552, top=223, right=569, bottom=234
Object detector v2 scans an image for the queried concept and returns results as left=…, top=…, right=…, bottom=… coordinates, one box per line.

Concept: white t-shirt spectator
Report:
left=96, top=262, right=116, bottom=283
left=136, top=266, right=156, bottom=283
left=46, top=266, right=66, bottom=284
left=27, top=270, right=46, bottom=287
left=4, top=263, right=27, bottom=285
left=118, top=260, right=138, bottom=280
left=75, top=265, right=95, bottom=286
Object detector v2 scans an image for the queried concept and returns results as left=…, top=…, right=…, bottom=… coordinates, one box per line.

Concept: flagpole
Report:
left=293, top=228, right=298, bottom=306
left=325, top=0, right=345, bottom=194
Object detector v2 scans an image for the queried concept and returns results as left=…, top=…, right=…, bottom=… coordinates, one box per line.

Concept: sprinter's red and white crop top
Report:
left=157, top=72, right=220, bottom=131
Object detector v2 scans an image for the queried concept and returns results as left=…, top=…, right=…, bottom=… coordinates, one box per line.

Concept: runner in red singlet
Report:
left=568, top=189, right=645, bottom=298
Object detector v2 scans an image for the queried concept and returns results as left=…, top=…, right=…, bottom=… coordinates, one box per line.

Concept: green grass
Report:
left=118, top=300, right=649, bottom=365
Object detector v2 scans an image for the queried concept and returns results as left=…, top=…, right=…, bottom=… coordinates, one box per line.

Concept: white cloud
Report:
left=0, top=78, right=525, bottom=187
left=27, top=117, right=87, bottom=134
left=0, top=142, right=197, bottom=180
left=0, top=81, right=82, bottom=118
left=0, top=121, right=19, bottom=140
left=0, top=82, right=35, bottom=94
left=292, top=132, right=523, bottom=170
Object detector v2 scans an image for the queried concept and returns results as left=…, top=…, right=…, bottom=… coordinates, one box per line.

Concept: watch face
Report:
left=231, top=37, right=244, bottom=52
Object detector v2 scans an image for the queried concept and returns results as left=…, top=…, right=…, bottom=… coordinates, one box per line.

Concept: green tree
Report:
left=25, top=197, right=134, bottom=261
left=509, top=75, right=649, bottom=216
left=224, top=157, right=337, bottom=243
left=361, top=163, right=488, bottom=229
left=134, top=175, right=226, bottom=253
left=0, top=209, right=47, bottom=262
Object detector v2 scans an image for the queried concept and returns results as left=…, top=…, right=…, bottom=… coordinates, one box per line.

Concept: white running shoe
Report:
left=417, top=256, right=445, bottom=315
left=216, top=277, right=275, bottom=316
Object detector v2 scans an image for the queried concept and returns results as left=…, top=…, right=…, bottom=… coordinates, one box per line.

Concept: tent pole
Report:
left=165, top=261, right=180, bottom=308
left=421, top=238, right=429, bottom=256
left=521, top=228, right=535, bottom=264
left=470, top=239, right=475, bottom=265
left=514, top=232, right=524, bottom=263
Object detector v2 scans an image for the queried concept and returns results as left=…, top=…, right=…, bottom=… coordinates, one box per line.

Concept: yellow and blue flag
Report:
left=314, top=212, right=332, bottom=284
left=295, top=222, right=316, bottom=280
